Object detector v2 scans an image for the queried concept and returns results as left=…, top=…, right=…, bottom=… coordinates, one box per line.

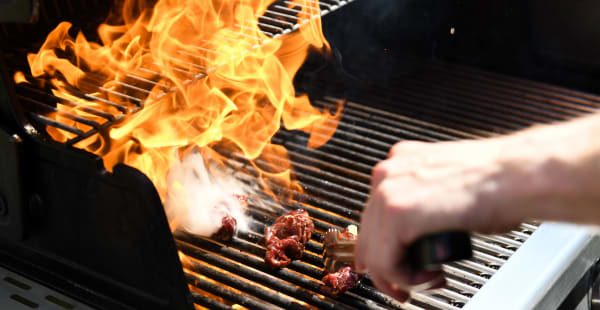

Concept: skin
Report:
left=354, top=113, right=600, bottom=302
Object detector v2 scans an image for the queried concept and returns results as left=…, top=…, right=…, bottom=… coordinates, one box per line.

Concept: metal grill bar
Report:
left=190, top=291, right=234, bottom=310
left=411, top=292, right=461, bottom=310
left=18, top=95, right=101, bottom=129
left=178, top=234, right=406, bottom=310
left=309, top=64, right=600, bottom=136
left=15, top=84, right=117, bottom=122
left=176, top=236, right=360, bottom=310
left=427, top=62, right=600, bottom=108
left=184, top=266, right=286, bottom=310
left=420, top=73, right=592, bottom=118
left=28, top=113, right=84, bottom=135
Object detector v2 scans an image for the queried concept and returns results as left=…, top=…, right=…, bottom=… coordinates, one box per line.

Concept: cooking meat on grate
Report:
left=267, top=209, right=315, bottom=243
left=212, top=215, right=237, bottom=241
left=166, top=154, right=250, bottom=240
left=321, top=227, right=362, bottom=296
left=264, top=209, right=315, bottom=267
left=321, top=266, right=360, bottom=297
left=211, top=194, right=248, bottom=241
left=265, top=236, right=305, bottom=267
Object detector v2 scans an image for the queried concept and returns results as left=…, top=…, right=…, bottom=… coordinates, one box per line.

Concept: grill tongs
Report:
left=323, top=226, right=359, bottom=274
left=323, top=226, right=473, bottom=287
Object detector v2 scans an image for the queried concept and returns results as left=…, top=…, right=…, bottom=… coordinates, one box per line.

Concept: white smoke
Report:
left=165, top=152, right=249, bottom=237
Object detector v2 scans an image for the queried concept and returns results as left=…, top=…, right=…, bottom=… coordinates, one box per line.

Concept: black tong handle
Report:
left=405, top=232, right=473, bottom=271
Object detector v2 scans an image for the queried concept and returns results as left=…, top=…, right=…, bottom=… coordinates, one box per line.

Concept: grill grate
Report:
left=15, top=52, right=600, bottom=308
left=9, top=0, right=354, bottom=146
left=170, top=89, right=547, bottom=309
left=168, top=61, right=600, bottom=309
left=10, top=5, right=600, bottom=309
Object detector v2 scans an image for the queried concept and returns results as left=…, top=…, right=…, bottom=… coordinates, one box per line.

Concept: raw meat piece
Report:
left=321, top=227, right=361, bottom=297
left=212, top=215, right=237, bottom=241
left=264, top=236, right=305, bottom=267
left=266, top=209, right=315, bottom=244
left=264, top=209, right=315, bottom=268
left=320, top=266, right=360, bottom=297
left=210, top=194, right=248, bottom=241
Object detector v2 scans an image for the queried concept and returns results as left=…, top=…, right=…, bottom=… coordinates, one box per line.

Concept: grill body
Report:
left=0, top=137, right=191, bottom=309
left=1, top=1, right=600, bottom=309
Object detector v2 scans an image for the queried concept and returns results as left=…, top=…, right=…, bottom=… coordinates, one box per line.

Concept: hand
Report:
left=355, top=137, right=543, bottom=302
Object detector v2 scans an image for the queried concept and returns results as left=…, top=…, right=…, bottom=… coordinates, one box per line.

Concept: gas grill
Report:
left=1, top=0, right=600, bottom=309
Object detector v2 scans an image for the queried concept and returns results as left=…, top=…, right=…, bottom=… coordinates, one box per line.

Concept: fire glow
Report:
left=17, top=0, right=341, bottom=236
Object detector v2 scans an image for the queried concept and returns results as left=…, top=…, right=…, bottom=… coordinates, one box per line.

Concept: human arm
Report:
left=355, top=113, right=600, bottom=301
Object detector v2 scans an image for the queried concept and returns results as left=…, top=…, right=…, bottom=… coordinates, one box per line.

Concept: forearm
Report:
left=491, top=113, right=600, bottom=225
left=356, top=112, right=600, bottom=297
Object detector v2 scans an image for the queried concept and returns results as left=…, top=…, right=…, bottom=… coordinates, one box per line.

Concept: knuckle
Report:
left=371, top=160, right=391, bottom=185
left=371, top=179, right=393, bottom=205
left=376, top=179, right=399, bottom=205
left=389, top=143, right=406, bottom=157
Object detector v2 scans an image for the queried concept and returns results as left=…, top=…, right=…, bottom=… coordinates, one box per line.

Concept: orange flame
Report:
left=13, top=71, right=29, bottom=84
left=19, top=0, right=341, bottom=222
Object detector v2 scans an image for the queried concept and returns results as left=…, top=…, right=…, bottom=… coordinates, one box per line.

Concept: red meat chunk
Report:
left=321, top=227, right=361, bottom=297
left=264, top=209, right=315, bottom=268
left=321, top=266, right=360, bottom=297
left=267, top=209, right=315, bottom=244
left=212, top=215, right=237, bottom=241
left=211, top=194, right=248, bottom=241
left=264, top=236, right=305, bottom=267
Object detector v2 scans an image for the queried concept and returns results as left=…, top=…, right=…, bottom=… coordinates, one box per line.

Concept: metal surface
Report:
left=0, top=145, right=192, bottom=310
left=0, top=129, right=23, bottom=241
left=592, top=270, right=600, bottom=310
left=0, top=56, right=25, bottom=136
left=0, top=0, right=38, bottom=23
left=323, top=227, right=356, bottom=273
left=0, top=265, right=95, bottom=310
left=464, top=224, right=600, bottom=310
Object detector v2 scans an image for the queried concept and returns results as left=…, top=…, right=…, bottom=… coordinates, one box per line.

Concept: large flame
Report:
left=19, top=0, right=340, bottom=232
